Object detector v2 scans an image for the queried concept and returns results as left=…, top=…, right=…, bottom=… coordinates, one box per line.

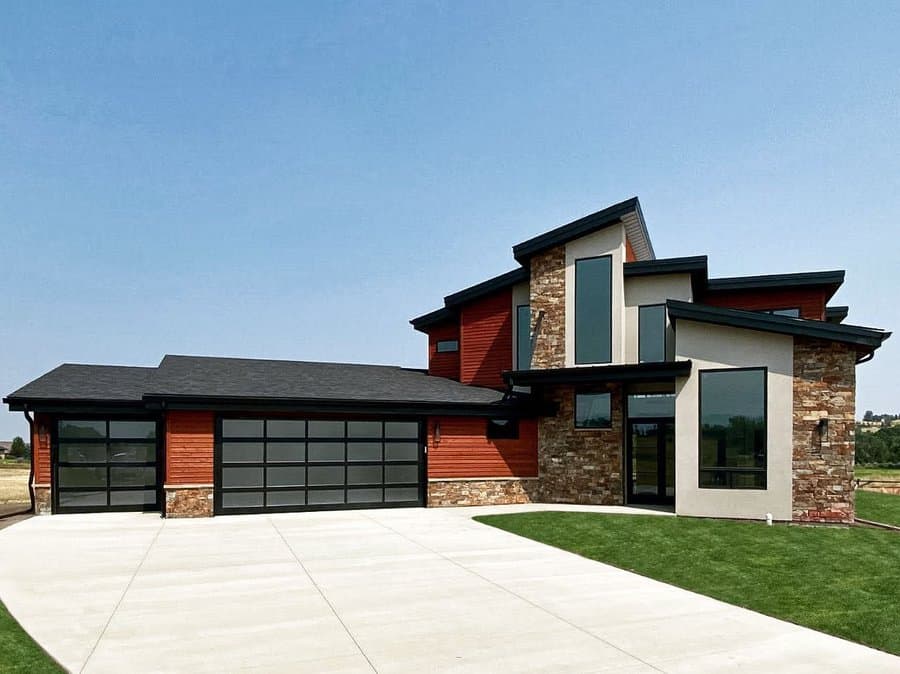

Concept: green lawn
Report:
left=0, top=601, right=61, bottom=673
left=856, top=466, right=900, bottom=481
left=475, top=511, right=900, bottom=655
left=857, top=490, right=900, bottom=527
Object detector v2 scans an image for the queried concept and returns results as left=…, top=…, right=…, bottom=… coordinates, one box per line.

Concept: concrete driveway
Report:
left=0, top=505, right=896, bottom=673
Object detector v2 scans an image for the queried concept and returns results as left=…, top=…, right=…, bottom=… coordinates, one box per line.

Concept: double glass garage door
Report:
left=216, top=418, right=424, bottom=514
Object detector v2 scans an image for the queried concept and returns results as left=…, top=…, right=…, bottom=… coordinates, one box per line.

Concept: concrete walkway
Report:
left=0, top=505, right=896, bottom=673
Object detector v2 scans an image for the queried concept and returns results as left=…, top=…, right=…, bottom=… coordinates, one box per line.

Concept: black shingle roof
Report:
left=148, top=355, right=503, bottom=405
left=4, top=355, right=507, bottom=409
left=5, top=364, right=156, bottom=402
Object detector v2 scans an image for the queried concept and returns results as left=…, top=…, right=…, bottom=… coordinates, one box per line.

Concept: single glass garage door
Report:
left=55, top=419, right=161, bottom=513
left=216, top=418, right=424, bottom=514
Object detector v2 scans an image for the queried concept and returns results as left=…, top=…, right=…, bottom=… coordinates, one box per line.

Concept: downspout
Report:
left=22, top=407, right=36, bottom=514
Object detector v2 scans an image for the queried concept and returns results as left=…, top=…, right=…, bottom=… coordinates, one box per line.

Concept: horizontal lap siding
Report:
left=428, top=322, right=461, bottom=380
left=427, top=416, right=538, bottom=478
left=460, top=289, right=512, bottom=389
left=702, top=288, right=828, bottom=320
left=33, top=413, right=52, bottom=484
left=165, top=411, right=214, bottom=484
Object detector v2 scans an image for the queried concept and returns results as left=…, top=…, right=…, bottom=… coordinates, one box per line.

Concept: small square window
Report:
left=436, top=340, right=459, bottom=353
left=486, top=419, right=519, bottom=440
left=575, top=393, right=612, bottom=429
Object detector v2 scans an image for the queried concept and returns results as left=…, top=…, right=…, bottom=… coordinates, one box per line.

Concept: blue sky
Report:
left=1, top=1, right=898, bottom=440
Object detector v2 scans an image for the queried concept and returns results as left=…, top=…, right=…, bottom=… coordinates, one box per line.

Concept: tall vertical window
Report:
left=575, top=256, right=612, bottom=364
left=699, top=368, right=767, bottom=489
left=516, top=304, right=531, bottom=370
left=638, top=305, right=667, bottom=362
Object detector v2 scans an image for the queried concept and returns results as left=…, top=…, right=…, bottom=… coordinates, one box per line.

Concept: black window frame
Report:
left=516, top=304, right=531, bottom=370
left=486, top=418, right=520, bottom=440
left=436, top=339, right=459, bottom=353
left=214, top=416, right=425, bottom=515
left=574, top=391, right=613, bottom=429
left=53, top=415, right=163, bottom=514
left=574, top=255, right=613, bottom=365
left=698, top=366, right=768, bottom=490
left=638, top=303, right=667, bottom=363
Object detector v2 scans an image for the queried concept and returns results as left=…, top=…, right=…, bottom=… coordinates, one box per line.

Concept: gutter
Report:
left=21, top=407, right=35, bottom=515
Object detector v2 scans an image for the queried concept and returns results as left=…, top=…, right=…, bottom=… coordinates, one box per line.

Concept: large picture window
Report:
left=638, top=304, right=666, bottom=362
left=699, top=368, right=767, bottom=489
left=516, top=304, right=531, bottom=370
left=575, top=256, right=612, bottom=364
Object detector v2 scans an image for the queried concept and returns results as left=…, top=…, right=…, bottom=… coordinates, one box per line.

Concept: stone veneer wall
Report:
left=33, top=485, right=51, bottom=515
left=165, top=486, right=214, bottom=518
left=792, top=337, right=857, bottom=523
left=428, top=478, right=540, bottom=506
left=538, top=383, right=624, bottom=505
left=530, top=245, right=566, bottom=369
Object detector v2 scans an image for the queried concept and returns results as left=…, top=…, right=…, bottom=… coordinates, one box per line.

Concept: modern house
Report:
left=4, top=197, right=890, bottom=522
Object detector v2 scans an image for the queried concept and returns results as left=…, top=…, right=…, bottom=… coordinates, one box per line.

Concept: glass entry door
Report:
left=627, top=418, right=674, bottom=505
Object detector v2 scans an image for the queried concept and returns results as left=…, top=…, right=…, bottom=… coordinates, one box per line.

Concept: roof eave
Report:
left=667, top=300, right=890, bottom=350
left=503, top=360, right=693, bottom=387
left=512, top=197, right=640, bottom=263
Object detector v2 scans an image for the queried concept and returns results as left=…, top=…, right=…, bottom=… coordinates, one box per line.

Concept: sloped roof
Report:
left=667, top=300, right=890, bottom=352
left=512, top=197, right=654, bottom=263
left=4, top=355, right=508, bottom=410
left=5, top=364, right=157, bottom=402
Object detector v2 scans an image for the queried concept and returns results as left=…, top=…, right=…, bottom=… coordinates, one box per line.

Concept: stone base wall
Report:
left=165, top=486, right=214, bottom=518
left=33, top=485, right=51, bottom=515
left=428, top=479, right=540, bottom=507
left=792, top=338, right=856, bottom=523
left=537, top=383, right=624, bottom=505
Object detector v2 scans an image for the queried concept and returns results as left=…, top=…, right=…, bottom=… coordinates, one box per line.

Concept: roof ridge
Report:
left=160, top=354, right=415, bottom=370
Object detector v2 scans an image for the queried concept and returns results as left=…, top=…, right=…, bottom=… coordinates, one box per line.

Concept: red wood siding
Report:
left=32, top=413, right=52, bottom=484
left=427, top=416, right=538, bottom=478
left=460, top=289, right=512, bottom=389
left=701, top=288, right=828, bottom=320
left=165, top=411, right=214, bottom=485
left=625, top=238, right=637, bottom=262
left=427, top=322, right=461, bottom=380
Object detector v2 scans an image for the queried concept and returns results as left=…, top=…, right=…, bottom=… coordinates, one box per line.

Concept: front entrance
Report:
left=627, top=418, right=674, bottom=505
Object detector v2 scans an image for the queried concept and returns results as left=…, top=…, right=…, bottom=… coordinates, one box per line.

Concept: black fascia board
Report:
left=409, top=306, right=457, bottom=331
left=667, top=299, right=891, bottom=349
left=706, top=270, right=845, bottom=297
left=825, top=306, right=849, bottom=323
left=443, top=267, right=529, bottom=307
left=512, top=197, right=638, bottom=263
left=624, top=255, right=708, bottom=289
left=4, top=397, right=150, bottom=414
left=503, top=360, right=693, bottom=387
left=141, top=393, right=547, bottom=418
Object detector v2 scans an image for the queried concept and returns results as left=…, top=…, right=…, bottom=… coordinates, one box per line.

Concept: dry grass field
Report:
left=0, top=467, right=30, bottom=505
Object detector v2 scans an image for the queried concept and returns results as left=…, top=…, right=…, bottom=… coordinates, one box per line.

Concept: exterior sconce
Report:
left=817, top=417, right=829, bottom=441
left=434, top=421, right=441, bottom=444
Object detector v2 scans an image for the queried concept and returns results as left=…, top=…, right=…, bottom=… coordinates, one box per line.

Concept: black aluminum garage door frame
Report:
left=213, top=415, right=427, bottom=515
left=51, top=414, right=164, bottom=514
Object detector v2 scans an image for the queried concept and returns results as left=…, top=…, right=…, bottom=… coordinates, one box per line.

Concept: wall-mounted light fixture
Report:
left=817, top=417, right=829, bottom=441
left=434, top=421, right=441, bottom=444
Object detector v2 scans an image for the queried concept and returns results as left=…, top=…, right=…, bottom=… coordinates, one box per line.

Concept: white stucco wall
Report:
left=511, top=281, right=530, bottom=369
left=674, top=321, right=794, bottom=521
left=623, top=274, right=693, bottom=363
left=564, top=225, right=625, bottom=367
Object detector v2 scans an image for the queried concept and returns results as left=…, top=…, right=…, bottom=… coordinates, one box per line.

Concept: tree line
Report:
left=856, top=425, right=900, bottom=466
